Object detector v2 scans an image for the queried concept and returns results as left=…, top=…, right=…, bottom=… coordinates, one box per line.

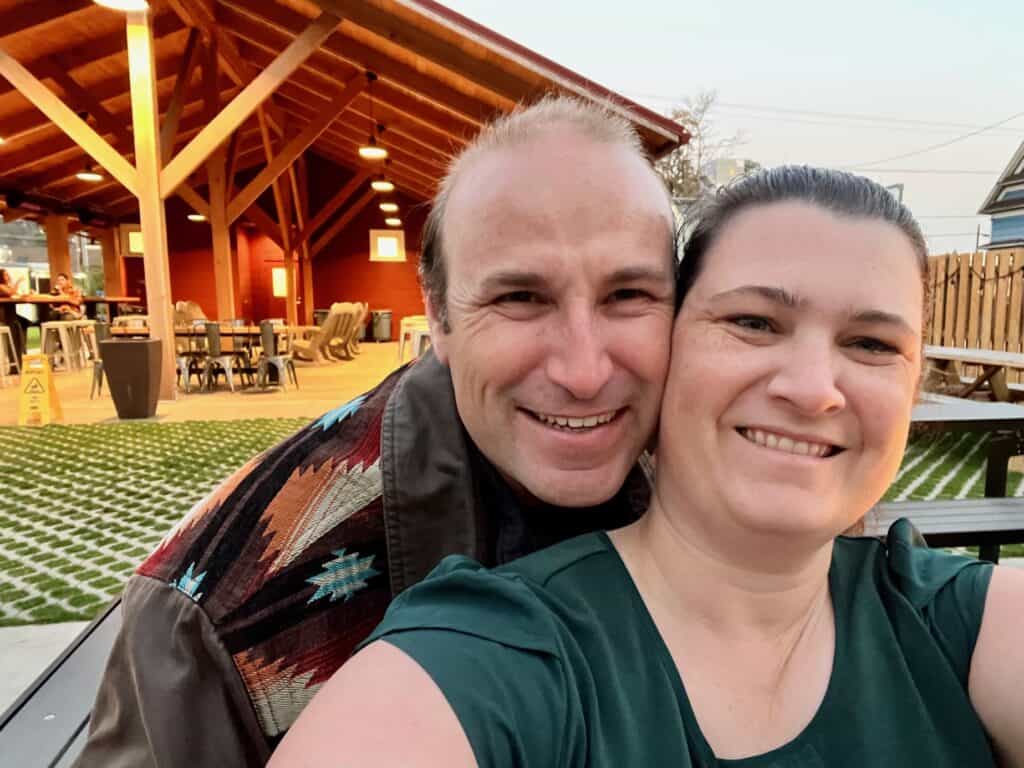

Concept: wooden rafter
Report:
left=160, top=26, right=202, bottom=164
left=0, top=0, right=93, bottom=41
left=241, top=202, right=283, bottom=249
left=37, top=59, right=133, bottom=147
left=295, top=168, right=370, bottom=249
left=160, top=11, right=340, bottom=198
left=311, top=188, right=375, bottom=258
left=0, top=48, right=138, bottom=196
left=226, top=74, right=364, bottom=224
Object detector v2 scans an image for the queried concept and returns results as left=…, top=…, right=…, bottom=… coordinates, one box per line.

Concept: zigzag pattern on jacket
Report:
left=139, top=364, right=410, bottom=741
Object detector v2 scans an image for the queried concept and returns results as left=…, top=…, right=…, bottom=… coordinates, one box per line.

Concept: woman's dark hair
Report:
left=676, top=165, right=929, bottom=310
left=0, top=268, right=8, bottom=283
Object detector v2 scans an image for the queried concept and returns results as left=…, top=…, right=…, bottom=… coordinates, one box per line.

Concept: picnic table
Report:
left=867, top=392, right=1024, bottom=561
left=925, top=344, right=1024, bottom=401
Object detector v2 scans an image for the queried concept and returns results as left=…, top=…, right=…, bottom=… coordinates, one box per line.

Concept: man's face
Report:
left=428, top=126, right=675, bottom=507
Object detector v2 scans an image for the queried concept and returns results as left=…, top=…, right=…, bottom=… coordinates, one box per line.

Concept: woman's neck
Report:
left=609, top=493, right=833, bottom=638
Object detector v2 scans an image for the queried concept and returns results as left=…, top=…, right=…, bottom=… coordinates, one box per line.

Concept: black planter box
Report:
left=99, top=338, right=162, bottom=419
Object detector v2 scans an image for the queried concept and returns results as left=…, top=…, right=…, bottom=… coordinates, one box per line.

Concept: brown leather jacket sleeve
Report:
left=72, top=575, right=270, bottom=768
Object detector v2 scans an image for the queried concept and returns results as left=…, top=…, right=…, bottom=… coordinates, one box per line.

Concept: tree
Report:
left=654, top=90, right=751, bottom=205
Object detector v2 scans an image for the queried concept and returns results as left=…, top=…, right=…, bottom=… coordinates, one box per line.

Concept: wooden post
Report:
left=203, top=39, right=235, bottom=321
left=126, top=8, right=176, bottom=401
left=44, top=214, right=71, bottom=281
left=296, top=158, right=315, bottom=324
left=98, top=226, right=125, bottom=297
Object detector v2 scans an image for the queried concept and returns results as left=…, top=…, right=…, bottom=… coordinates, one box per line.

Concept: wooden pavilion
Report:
left=0, top=0, right=687, bottom=399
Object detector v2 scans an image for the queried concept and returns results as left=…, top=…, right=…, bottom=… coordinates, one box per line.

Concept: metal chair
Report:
left=256, top=320, right=298, bottom=390
left=201, top=323, right=250, bottom=392
left=90, top=322, right=111, bottom=399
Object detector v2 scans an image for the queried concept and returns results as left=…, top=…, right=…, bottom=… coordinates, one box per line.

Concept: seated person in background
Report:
left=73, top=95, right=678, bottom=767
left=272, top=167, right=1024, bottom=768
left=0, top=267, right=29, bottom=359
left=49, top=272, right=83, bottom=321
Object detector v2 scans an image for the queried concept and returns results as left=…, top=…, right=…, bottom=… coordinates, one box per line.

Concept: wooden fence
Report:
left=927, top=248, right=1024, bottom=381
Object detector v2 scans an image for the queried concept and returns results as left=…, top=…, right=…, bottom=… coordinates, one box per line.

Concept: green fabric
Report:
left=364, top=520, right=996, bottom=767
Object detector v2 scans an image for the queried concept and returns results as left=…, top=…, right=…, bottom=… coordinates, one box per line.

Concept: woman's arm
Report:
left=269, top=641, right=478, bottom=768
left=969, top=566, right=1024, bottom=767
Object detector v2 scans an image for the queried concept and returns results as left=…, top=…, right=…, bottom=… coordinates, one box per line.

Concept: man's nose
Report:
left=765, top=334, right=846, bottom=416
left=545, top=307, right=614, bottom=401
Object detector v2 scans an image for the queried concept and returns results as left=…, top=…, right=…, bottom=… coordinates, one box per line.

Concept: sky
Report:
left=445, top=0, right=1023, bottom=254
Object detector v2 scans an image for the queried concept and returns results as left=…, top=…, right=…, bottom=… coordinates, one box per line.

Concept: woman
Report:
left=0, top=267, right=28, bottom=360
left=271, top=167, right=1023, bottom=767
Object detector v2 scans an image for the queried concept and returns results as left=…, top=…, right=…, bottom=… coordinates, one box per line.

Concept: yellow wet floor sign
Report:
left=19, top=354, right=62, bottom=426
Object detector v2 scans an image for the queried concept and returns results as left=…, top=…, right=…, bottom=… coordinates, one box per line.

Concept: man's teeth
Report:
left=740, top=428, right=832, bottom=458
left=534, top=411, right=617, bottom=430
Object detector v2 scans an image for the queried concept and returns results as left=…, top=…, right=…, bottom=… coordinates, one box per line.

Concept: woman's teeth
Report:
left=740, top=428, right=832, bottom=458
left=534, top=411, right=617, bottom=430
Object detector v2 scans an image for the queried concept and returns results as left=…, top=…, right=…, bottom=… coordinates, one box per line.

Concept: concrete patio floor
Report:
left=0, top=341, right=407, bottom=426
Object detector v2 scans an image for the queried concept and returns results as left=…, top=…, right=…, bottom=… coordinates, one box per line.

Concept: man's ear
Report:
left=423, top=290, right=449, bottom=365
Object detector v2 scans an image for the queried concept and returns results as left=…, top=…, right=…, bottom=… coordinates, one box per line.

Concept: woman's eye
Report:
left=850, top=337, right=898, bottom=354
left=729, top=315, right=773, bottom=332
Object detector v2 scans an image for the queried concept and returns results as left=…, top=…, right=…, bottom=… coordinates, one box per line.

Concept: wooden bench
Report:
left=0, top=599, right=121, bottom=767
left=869, top=497, right=1024, bottom=562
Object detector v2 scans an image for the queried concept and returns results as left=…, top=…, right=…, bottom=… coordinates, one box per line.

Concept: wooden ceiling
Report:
left=0, top=0, right=687, bottom=225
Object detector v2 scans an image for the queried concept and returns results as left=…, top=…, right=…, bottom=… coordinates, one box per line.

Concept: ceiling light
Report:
left=76, top=166, right=104, bottom=183
left=385, top=217, right=401, bottom=227
left=0, top=136, right=5, bottom=145
left=358, top=136, right=387, bottom=161
left=93, top=0, right=149, bottom=10
left=379, top=202, right=398, bottom=213
left=187, top=213, right=207, bottom=222
left=371, top=178, right=394, bottom=193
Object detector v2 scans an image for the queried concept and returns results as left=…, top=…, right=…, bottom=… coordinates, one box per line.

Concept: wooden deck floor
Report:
left=0, top=342, right=407, bottom=426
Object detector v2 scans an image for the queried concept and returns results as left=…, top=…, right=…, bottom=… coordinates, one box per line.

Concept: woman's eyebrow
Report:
left=848, top=309, right=917, bottom=335
left=709, top=285, right=802, bottom=307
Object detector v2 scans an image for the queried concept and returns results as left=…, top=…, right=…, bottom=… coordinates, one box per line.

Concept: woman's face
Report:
left=657, top=201, right=924, bottom=542
left=54, top=274, right=68, bottom=290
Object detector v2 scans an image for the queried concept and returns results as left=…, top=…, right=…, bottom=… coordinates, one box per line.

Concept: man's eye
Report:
left=729, top=315, right=773, bottom=332
left=850, top=337, right=898, bottom=354
left=495, top=291, right=541, bottom=304
left=608, top=288, right=651, bottom=303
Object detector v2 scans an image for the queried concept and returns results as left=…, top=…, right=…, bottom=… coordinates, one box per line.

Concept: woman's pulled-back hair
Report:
left=677, top=165, right=929, bottom=309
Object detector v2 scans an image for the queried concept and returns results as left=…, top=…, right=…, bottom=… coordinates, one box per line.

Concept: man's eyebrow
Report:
left=478, top=270, right=546, bottom=293
left=709, top=285, right=802, bottom=307
left=848, top=309, right=917, bottom=335
left=606, top=265, right=674, bottom=284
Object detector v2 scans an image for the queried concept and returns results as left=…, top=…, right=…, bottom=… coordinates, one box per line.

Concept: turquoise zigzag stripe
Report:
left=316, top=394, right=367, bottom=431
left=170, top=561, right=206, bottom=602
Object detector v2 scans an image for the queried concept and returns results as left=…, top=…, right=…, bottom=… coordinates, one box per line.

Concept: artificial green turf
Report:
left=0, top=418, right=307, bottom=626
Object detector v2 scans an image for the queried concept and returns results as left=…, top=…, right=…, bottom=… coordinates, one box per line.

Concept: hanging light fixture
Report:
left=371, top=176, right=395, bottom=193
left=187, top=213, right=207, bottom=222
left=385, top=217, right=402, bottom=227
left=358, top=72, right=388, bottom=161
left=93, top=0, right=149, bottom=10
left=379, top=202, right=398, bottom=213
left=76, top=165, right=104, bottom=183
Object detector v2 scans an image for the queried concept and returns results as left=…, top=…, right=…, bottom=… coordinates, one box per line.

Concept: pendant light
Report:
left=76, top=165, right=104, bottom=183
left=379, top=202, right=398, bottom=213
left=93, top=0, right=149, bottom=10
left=358, top=72, right=388, bottom=161
left=385, top=217, right=401, bottom=227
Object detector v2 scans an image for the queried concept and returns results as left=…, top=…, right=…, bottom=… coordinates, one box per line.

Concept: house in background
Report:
left=980, top=141, right=1024, bottom=249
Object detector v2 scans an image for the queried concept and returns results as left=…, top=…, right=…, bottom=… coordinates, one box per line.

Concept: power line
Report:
left=923, top=232, right=990, bottom=238
left=915, top=215, right=988, bottom=219
left=844, top=109, right=1024, bottom=169
left=857, top=168, right=996, bottom=175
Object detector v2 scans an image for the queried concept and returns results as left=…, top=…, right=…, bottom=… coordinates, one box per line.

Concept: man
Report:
left=74, top=95, right=678, bottom=767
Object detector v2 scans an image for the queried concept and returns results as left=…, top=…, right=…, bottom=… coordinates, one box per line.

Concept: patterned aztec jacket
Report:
left=73, top=350, right=652, bottom=768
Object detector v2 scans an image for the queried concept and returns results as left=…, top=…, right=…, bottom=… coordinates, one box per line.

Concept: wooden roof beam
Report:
left=295, top=168, right=370, bottom=250
left=160, top=11, right=341, bottom=199
left=311, top=187, right=376, bottom=258
left=226, top=74, right=364, bottom=224
left=220, top=1, right=499, bottom=124
left=0, top=48, right=138, bottom=195
left=35, top=59, right=133, bottom=148
left=160, top=27, right=202, bottom=164
left=311, top=0, right=534, bottom=104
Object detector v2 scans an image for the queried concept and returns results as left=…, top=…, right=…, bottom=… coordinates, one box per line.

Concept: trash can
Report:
left=313, top=309, right=330, bottom=326
left=99, top=338, right=162, bottom=419
left=371, top=309, right=392, bottom=342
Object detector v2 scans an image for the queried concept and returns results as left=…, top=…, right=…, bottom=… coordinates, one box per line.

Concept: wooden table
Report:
left=925, top=344, right=1024, bottom=401
left=0, top=295, right=142, bottom=320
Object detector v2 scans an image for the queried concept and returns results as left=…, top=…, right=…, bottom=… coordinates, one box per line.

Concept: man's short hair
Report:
left=418, top=94, right=652, bottom=331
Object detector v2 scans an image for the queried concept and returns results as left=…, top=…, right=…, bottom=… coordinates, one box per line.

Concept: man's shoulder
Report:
left=136, top=365, right=411, bottom=621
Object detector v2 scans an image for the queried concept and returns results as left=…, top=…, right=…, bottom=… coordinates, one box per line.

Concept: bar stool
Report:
left=0, top=324, right=20, bottom=386
left=71, top=319, right=98, bottom=368
left=40, top=320, right=80, bottom=371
